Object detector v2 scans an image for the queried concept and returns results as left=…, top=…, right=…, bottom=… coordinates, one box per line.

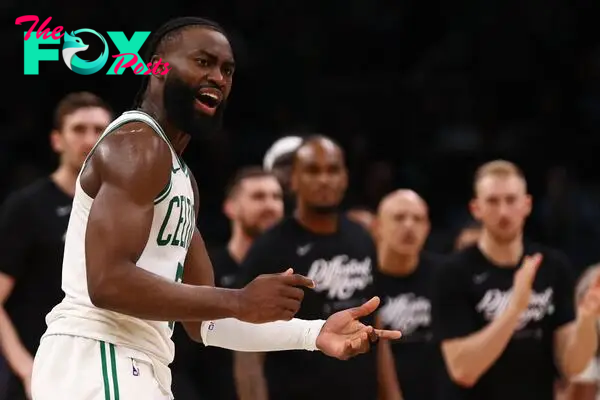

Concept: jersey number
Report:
left=168, top=262, right=185, bottom=331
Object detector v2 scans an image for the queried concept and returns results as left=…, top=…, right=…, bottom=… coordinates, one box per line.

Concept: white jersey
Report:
left=43, top=110, right=195, bottom=397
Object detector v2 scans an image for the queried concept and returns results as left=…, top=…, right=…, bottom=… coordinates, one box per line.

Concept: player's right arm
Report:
left=432, top=254, right=542, bottom=388
left=83, top=123, right=311, bottom=322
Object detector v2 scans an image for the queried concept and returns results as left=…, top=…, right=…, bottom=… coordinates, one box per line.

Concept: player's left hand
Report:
left=578, top=273, right=600, bottom=319
left=315, top=296, right=402, bottom=360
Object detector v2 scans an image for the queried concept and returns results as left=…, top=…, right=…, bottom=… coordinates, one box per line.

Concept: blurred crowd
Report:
left=0, top=92, right=600, bottom=399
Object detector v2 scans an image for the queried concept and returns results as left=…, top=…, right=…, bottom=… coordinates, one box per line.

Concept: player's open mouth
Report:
left=195, top=88, right=222, bottom=116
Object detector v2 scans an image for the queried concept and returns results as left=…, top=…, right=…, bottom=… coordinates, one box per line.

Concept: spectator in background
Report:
left=374, top=189, right=446, bottom=400
left=564, top=263, right=600, bottom=400
left=432, top=160, right=600, bottom=400
left=454, top=220, right=482, bottom=251
left=236, top=135, right=379, bottom=400
left=171, top=167, right=284, bottom=400
left=0, top=92, right=112, bottom=400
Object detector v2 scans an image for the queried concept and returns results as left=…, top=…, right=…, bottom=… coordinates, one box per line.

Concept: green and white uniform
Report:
left=31, top=111, right=195, bottom=400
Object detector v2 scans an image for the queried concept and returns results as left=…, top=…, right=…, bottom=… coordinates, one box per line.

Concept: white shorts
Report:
left=32, top=334, right=170, bottom=400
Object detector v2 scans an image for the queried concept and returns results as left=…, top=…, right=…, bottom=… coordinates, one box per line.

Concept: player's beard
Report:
left=163, top=73, right=225, bottom=137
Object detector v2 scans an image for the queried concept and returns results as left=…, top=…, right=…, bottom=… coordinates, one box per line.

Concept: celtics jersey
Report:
left=43, top=110, right=195, bottom=397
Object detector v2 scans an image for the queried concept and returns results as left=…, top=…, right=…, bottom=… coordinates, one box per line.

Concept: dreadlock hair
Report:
left=132, top=17, right=227, bottom=108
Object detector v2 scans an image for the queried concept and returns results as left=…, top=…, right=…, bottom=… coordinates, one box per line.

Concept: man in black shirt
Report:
left=0, top=92, right=112, bottom=400
left=171, top=166, right=284, bottom=400
left=431, top=160, right=600, bottom=400
left=375, top=189, right=445, bottom=400
left=237, top=135, right=380, bottom=400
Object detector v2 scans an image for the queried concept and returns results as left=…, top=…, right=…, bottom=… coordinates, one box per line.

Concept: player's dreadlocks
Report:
left=132, top=17, right=227, bottom=108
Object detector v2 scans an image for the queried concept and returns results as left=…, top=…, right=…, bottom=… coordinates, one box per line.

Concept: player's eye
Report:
left=197, top=59, right=209, bottom=67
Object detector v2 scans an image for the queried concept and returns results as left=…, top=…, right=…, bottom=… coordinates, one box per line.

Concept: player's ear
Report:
left=50, top=129, right=63, bottom=153
left=150, top=55, right=168, bottom=80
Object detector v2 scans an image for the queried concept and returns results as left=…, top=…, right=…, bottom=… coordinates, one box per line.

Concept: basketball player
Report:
left=374, top=190, right=446, bottom=400
left=30, top=18, right=400, bottom=400
left=563, top=264, right=600, bottom=400
left=236, top=135, right=381, bottom=400
left=431, top=160, right=600, bottom=400
left=171, top=166, right=284, bottom=400
left=0, top=92, right=112, bottom=400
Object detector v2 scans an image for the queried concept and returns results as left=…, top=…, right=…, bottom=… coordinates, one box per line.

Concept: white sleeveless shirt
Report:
left=43, top=111, right=195, bottom=398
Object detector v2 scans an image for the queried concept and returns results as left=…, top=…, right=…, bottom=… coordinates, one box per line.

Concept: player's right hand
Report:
left=236, top=268, right=315, bottom=323
left=509, top=253, right=543, bottom=313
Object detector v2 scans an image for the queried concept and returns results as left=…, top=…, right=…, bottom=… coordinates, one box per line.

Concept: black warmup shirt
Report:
left=171, top=247, right=240, bottom=400
left=376, top=252, right=447, bottom=400
left=0, top=178, right=72, bottom=399
left=431, top=243, right=576, bottom=400
left=237, top=216, right=379, bottom=400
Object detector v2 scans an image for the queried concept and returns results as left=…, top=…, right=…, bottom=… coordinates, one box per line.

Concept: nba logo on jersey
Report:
left=131, top=358, right=140, bottom=376
left=208, top=321, right=215, bottom=331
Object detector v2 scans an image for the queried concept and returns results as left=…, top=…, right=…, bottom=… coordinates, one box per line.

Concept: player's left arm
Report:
left=553, top=253, right=598, bottom=378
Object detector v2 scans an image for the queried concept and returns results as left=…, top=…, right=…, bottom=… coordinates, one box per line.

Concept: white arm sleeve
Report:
left=200, top=318, right=326, bottom=352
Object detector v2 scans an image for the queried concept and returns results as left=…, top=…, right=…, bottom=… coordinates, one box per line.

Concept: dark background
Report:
left=3, top=0, right=600, bottom=274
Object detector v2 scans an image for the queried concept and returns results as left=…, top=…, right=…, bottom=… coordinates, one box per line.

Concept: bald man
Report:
left=374, top=190, right=447, bottom=400
left=237, top=135, right=380, bottom=400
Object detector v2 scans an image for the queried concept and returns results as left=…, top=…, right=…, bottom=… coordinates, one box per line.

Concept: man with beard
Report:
left=374, top=190, right=446, bottom=400
left=236, top=135, right=380, bottom=400
left=0, top=91, right=112, bottom=400
left=30, top=17, right=400, bottom=400
left=431, top=160, right=600, bottom=400
left=171, top=166, right=284, bottom=400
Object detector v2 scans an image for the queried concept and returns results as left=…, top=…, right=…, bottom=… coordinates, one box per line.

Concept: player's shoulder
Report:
left=90, top=121, right=172, bottom=181
left=100, top=120, right=169, bottom=155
